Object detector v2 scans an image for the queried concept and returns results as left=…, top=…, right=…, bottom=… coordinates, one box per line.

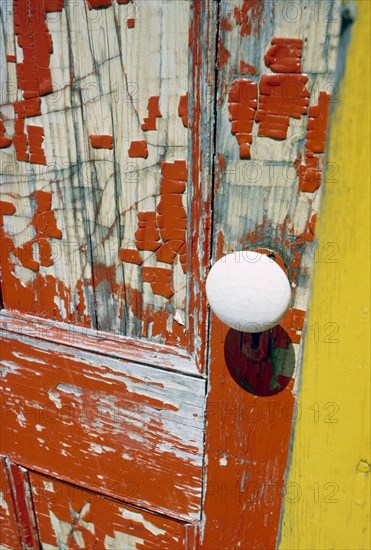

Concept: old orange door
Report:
left=0, top=0, right=342, bottom=548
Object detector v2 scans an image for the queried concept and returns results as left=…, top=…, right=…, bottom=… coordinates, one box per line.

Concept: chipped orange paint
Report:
left=119, top=247, right=143, bottom=265
left=228, top=79, right=258, bottom=159
left=0, top=197, right=90, bottom=326
left=228, top=39, right=313, bottom=156
left=13, top=191, right=62, bottom=272
left=29, top=471, right=198, bottom=549
left=120, top=160, right=187, bottom=298
left=141, top=96, right=162, bottom=131
left=86, top=0, right=111, bottom=8
left=11, top=0, right=63, bottom=165
left=185, top=0, right=216, bottom=369
left=142, top=306, right=187, bottom=347
left=275, top=307, right=305, bottom=345
left=234, top=0, right=263, bottom=38
left=228, top=38, right=331, bottom=199
left=257, top=73, right=309, bottom=139
left=128, top=140, right=148, bottom=159
left=297, top=92, right=331, bottom=192
left=142, top=266, right=173, bottom=299
left=299, top=212, right=317, bottom=242
left=0, top=201, right=16, bottom=227
left=264, top=37, right=303, bottom=73
left=13, top=97, right=41, bottom=119
left=306, top=92, right=331, bottom=153
left=0, top=459, right=22, bottom=550
left=239, top=60, right=257, bottom=75
left=202, top=316, right=297, bottom=548
left=89, top=135, right=113, bottom=149
left=0, top=332, right=204, bottom=520
left=127, top=17, right=135, bottom=28
left=27, top=125, right=46, bottom=165
left=178, top=94, right=189, bottom=128
left=0, top=117, right=12, bottom=149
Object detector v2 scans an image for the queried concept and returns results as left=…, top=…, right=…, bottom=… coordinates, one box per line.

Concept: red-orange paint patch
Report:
left=12, top=0, right=62, bottom=165
left=0, top=460, right=22, bottom=549
left=240, top=60, right=257, bottom=75
left=256, top=74, right=309, bottom=139
left=0, top=201, right=16, bottom=227
left=306, top=91, right=331, bottom=153
left=14, top=0, right=54, bottom=100
left=141, top=96, right=162, bottom=131
left=86, top=0, right=111, bottom=8
left=142, top=266, right=173, bottom=299
left=272, top=307, right=306, bottom=345
left=228, top=79, right=258, bottom=159
left=296, top=92, right=330, bottom=194
left=264, top=37, right=303, bottom=73
left=119, top=161, right=188, bottom=298
left=128, top=140, right=148, bottom=159
left=13, top=121, right=46, bottom=164
left=178, top=94, right=189, bottom=128
left=13, top=191, right=62, bottom=272
left=127, top=18, right=135, bottom=28
left=119, top=248, right=143, bottom=265
left=0, top=117, right=12, bottom=148
left=89, top=134, right=113, bottom=149
left=27, top=125, right=46, bottom=165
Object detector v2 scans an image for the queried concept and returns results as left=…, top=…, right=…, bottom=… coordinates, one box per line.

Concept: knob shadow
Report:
left=224, top=326, right=295, bottom=397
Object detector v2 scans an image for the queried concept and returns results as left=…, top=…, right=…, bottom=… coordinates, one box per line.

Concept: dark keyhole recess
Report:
left=250, top=332, right=261, bottom=349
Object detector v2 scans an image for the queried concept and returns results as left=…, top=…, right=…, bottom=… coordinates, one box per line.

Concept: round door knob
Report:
left=206, top=251, right=291, bottom=333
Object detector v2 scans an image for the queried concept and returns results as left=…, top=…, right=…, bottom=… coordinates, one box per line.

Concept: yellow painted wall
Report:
left=279, top=2, right=370, bottom=549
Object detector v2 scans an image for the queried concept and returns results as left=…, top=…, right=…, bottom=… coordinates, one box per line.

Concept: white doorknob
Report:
left=206, top=251, right=291, bottom=333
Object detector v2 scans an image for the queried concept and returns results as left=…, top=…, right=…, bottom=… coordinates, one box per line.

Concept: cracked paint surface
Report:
left=0, top=0, right=206, bottom=361
left=0, top=329, right=205, bottom=521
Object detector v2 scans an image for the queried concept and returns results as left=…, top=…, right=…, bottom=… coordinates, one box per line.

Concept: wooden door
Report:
left=0, top=1, right=343, bottom=548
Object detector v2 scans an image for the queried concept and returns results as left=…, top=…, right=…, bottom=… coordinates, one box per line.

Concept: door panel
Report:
left=202, top=1, right=342, bottom=548
left=0, top=323, right=205, bottom=521
left=0, top=0, right=217, bottom=371
left=29, top=471, right=199, bottom=550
